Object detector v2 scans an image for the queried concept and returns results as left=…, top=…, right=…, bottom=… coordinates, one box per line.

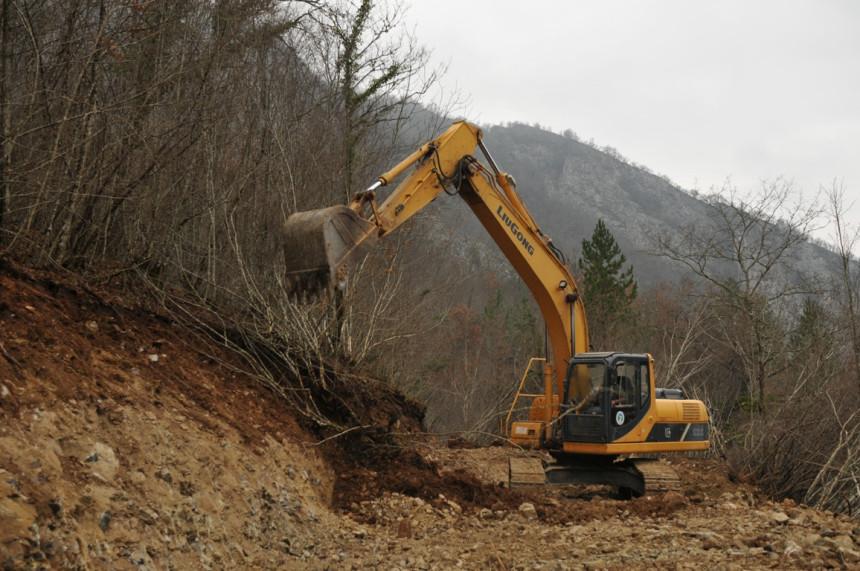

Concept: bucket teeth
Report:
left=285, top=270, right=330, bottom=299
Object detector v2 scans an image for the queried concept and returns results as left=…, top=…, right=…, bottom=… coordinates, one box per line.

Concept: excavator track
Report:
left=630, top=458, right=681, bottom=494
left=508, top=456, right=547, bottom=486
left=508, top=455, right=681, bottom=497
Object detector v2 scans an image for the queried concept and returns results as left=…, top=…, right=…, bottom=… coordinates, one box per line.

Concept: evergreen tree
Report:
left=578, top=219, right=638, bottom=349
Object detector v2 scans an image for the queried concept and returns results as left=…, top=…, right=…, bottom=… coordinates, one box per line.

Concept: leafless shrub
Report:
left=805, top=399, right=860, bottom=516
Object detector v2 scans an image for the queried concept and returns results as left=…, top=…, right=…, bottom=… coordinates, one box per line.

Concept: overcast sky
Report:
left=401, top=0, right=860, bottom=231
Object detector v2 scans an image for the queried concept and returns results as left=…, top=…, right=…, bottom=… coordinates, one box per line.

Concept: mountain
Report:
left=417, top=121, right=837, bottom=291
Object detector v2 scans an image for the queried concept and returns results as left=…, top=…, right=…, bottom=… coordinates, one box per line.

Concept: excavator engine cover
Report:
left=282, top=206, right=377, bottom=295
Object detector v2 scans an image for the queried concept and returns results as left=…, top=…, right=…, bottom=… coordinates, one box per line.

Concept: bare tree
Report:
left=825, top=180, right=860, bottom=394
left=0, top=0, right=10, bottom=230
left=653, top=178, right=821, bottom=413
left=649, top=179, right=860, bottom=509
left=804, top=399, right=860, bottom=515
left=299, top=0, right=443, bottom=202
left=646, top=280, right=714, bottom=393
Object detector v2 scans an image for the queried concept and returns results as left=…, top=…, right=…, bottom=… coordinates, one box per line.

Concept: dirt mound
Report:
left=331, top=438, right=528, bottom=519
left=0, top=253, right=517, bottom=565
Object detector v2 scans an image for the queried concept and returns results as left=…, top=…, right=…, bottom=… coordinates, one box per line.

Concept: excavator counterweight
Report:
left=282, top=205, right=377, bottom=295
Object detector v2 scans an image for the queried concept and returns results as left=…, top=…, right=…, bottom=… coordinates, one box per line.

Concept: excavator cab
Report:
left=554, top=351, right=708, bottom=459
left=514, top=352, right=708, bottom=495
left=561, top=353, right=652, bottom=446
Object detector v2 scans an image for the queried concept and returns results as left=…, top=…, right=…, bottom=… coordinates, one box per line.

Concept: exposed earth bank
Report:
left=0, top=256, right=857, bottom=569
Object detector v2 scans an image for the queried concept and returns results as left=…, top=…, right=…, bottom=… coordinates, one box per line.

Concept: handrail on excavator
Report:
left=503, top=357, right=547, bottom=438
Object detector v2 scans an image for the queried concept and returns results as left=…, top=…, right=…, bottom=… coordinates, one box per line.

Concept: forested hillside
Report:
left=1, top=0, right=858, bottom=523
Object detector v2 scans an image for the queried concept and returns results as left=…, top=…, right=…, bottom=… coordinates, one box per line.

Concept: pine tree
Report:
left=578, top=219, right=638, bottom=349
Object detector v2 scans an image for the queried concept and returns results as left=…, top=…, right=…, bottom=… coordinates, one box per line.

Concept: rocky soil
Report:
left=0, top=254, right=857, bottom=569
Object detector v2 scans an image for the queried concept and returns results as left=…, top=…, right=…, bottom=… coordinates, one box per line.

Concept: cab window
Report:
left=639, top=362, right=650, bottom=409
left=567, top=362, right=605, bottom=413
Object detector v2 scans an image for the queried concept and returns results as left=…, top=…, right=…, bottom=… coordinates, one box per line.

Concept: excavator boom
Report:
left=282, top=121, right=588, bottom=412
left=283, top=121, right=484, bottom=295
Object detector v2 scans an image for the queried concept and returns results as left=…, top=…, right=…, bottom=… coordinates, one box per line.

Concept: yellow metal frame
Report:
left=504, top=357, right=547, bottom=437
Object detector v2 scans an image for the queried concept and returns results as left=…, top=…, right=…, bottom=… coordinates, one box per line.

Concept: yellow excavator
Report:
left=282, top=121, right=708, bottom=497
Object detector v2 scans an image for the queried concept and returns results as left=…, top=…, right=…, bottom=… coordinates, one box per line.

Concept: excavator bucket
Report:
left=282, top=205, right=378, bottom=296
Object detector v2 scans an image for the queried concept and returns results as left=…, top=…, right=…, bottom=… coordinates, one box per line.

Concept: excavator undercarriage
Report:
left=509, top=455, right=680, bottom=498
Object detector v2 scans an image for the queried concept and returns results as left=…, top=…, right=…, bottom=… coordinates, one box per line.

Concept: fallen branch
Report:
left=0, top=342, right=22, bottom=371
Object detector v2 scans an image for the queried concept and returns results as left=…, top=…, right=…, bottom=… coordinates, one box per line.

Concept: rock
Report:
left=445, top=500, right=462, bottom=514
left=745, top=534, right=772, bottom=548
left=661, top=490, right=689, bottom=512
left=771, top=511, right=790, bottom=524
left=396, top=519, right=412, bottom=539
left=783, top=540, right=802, bottom=558
left=48, top=497, right=63, bottom=518
left=518, top=503, right=537, bottom=518
left=838, top=547, right=860, bottom=565
left=128, top=547, right=152, bottom=568
left=0, top=487, right=37, bottom=531
left=99, top=510, right=112, bottom=532
left=833, top=535, right=856, bottom=550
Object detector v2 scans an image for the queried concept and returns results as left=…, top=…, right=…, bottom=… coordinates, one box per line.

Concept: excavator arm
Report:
left=282, top=121, right=590, bottom=405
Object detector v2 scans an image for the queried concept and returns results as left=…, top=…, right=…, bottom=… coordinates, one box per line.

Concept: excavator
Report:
left=282, top=121, right=709, bottom=497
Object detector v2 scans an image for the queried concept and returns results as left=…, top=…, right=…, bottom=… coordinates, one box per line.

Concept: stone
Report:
left=783, top=540, right=802, bottom=558
left=445, top=500, right=462, bottom=514
left=837, top=547, right=860, bottom=564
left=99, top=510, right=112, bottom=532
left=832, top=535, right=856, bottom=550
left=518, top=503, right=537, bottom=518
left=662, top=491, right=689, bottom=511
left=396, top=519, right=412, bottom=539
